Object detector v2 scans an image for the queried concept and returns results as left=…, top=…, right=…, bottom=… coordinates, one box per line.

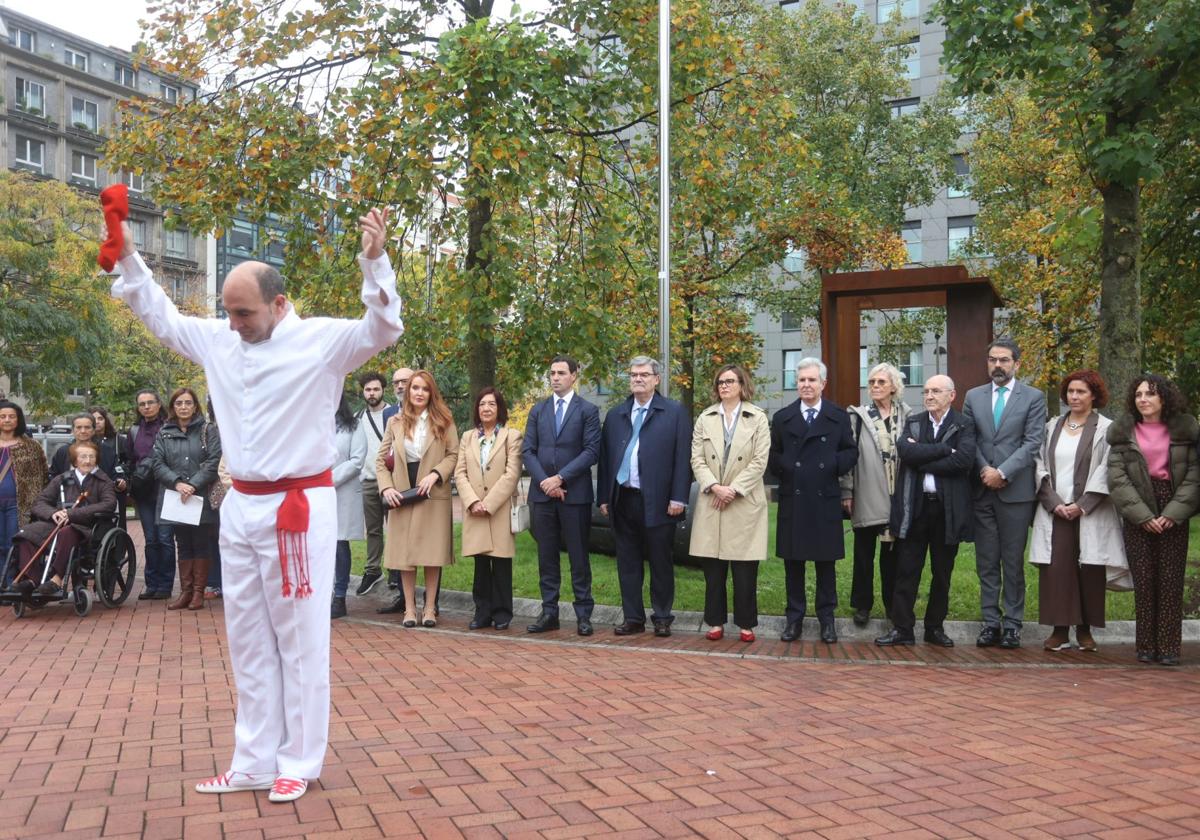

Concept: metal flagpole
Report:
left=658, top=0, right=671, bottom=396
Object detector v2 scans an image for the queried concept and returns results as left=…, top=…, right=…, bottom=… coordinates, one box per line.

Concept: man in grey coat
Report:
left=961, top=338, right=1047, bottom=649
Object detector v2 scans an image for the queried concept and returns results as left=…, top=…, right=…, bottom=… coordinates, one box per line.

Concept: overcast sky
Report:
left=2, top=0, right=551, bottom=53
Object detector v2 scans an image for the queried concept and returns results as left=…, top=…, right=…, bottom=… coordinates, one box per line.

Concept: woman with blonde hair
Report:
left=377, top=370, right=458, bottom=627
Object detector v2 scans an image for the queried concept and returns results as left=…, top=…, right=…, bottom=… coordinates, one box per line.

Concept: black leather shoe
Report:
left=355, top=571, right=382, bottom=596
left=150, top=590, right=171, bottom=600
left=780, top=621, right=802, bottom=642
left=976, top=625, right=1002, bottom=647
left=526, top=614, right=560, bottom=633
left=493, top=620, right=511, bottom=631
left=376, top=595, right=407, bottom=614
left=875, top=629, right=916, bottom=646
left=923, top=628, right=954, bottom=647
left=613, top=620, right=645, bottom=636
left=653, top=620, right=671, bottom=638
left=999, top=628, right=1021, bottom=649
left=852, top=609, right=870, bottom=628
left=1159, top=655, right=1180, bottom=666
left=138, top=589, right=157, bottom=600
left=577, top=619, right=594, bottom=636
left=468, top=617, right=491, bottom=630
left=330, top=597, right=347, bottom=620
left=820, top=622, right=838, bottom=644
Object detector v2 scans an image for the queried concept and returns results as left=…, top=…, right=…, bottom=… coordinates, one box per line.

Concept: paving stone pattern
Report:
left=0, top=590, right=1198, bottom=840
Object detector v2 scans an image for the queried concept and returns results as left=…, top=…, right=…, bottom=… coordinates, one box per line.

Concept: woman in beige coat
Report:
left=689, top=365, right=770, bottom=642
left=455, top=387, right=523, bottom=630
left=377, top=370, right=458, bottom=628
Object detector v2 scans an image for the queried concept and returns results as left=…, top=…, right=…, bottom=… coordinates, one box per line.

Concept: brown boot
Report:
left=167, top=559, right=194, bottom=610
left=188, top=558, right=208, bottom=610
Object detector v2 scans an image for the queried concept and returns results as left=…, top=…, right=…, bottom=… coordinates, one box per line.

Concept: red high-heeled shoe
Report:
left=705, top=626, right=724, bottom=641
left=739, top=629, right=755, bottom=643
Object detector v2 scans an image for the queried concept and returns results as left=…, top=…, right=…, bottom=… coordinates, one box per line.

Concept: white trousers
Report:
left=218, top=486, right=335, bottom=780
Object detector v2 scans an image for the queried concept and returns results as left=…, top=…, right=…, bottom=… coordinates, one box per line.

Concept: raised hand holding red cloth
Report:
left=97, top=183, right=129, bottom=271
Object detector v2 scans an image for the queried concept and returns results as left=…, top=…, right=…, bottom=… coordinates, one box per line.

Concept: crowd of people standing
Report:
left=1, top=336, right=1196, bottom=665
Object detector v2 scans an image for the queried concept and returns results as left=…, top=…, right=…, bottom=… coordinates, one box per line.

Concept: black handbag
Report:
left=387, top=487, right=428, bottom=509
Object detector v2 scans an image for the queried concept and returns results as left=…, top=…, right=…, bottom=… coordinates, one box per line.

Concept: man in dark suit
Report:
left=768, top=357, right=857, bottom=643
left=961, top=338, right=1047, bottom=649
left=597, top=356, right=691, bottom=637
left=876, top=375, right=975, bottom=648
left=522, top=355, right=601, bottom=635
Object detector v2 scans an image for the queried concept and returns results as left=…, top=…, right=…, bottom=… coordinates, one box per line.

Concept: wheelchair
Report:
left=0, top=510, right=138, bottom=618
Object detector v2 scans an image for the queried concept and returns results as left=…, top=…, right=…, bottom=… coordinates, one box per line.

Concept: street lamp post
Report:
left=658, top=0, right=671, bottom=396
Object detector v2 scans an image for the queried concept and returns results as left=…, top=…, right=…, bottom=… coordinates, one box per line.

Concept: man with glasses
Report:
left=598, top=356, right=691, bottom=637
left=129, top=390, right=173, bottom=600
left=522, top=355, right=600, bottom=635
left=109, top=206, right=403, bottom=802
left=876, top=375, right=975, bottom=647
left=962, top=338, right=1047, bottom=649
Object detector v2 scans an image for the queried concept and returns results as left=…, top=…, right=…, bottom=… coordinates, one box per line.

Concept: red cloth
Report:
left=97, top=184, right=129, bottom=272
left=231, top=470, right=333, bottom=598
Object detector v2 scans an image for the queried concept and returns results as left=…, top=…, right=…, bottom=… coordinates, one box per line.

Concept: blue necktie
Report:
left=805, top=408, right=816, bottom=424
left=554, top=397, right=565, bottom=436
left=993, top=385, right=1008, bottom=429
left=616, top=407, right=647, bottom=486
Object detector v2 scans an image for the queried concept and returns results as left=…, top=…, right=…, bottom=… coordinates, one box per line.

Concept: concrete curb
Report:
left=354, top=576, right=1200, bottom=645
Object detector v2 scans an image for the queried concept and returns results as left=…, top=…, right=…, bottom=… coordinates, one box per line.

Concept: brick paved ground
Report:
left=1, top=588, right=1198, bottom=840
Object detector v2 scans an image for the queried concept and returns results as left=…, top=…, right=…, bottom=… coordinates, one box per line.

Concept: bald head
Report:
left=393, top=367, right=414, bottom=400
left=923, top=374, right=956, bottom=418
left=222, top=261, right=288, bottom=344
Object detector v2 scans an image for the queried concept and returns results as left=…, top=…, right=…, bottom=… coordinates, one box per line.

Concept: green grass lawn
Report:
left=348, top=512, right=1200, bottom=621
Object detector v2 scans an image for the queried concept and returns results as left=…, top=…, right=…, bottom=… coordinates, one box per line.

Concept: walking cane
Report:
left=13, top=488, right=90, bottom=585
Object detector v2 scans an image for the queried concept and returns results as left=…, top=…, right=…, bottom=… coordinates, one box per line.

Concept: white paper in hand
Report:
left=160, top=489, right=203, bottom=525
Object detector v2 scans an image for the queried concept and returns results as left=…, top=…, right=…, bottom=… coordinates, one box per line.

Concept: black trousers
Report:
left=471, top=554, right=513, bottom=624
left=612, top=487, right=676, bottom=624
left=782, top=556, right=837, bottom=624
left=850, top=525, right=899, bottom=616
left=891, top=495, right=959, bottom=633
left=701, top=558, right=759, bottom=629
left=531, top=501, right=594, bottom=619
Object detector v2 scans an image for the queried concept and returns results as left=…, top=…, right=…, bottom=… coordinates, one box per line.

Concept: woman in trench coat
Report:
left=455, top=387, right=523, bottom=630
left=689, top=365, right=770, bottom=642
left=377, top=370, right=458, bottom=628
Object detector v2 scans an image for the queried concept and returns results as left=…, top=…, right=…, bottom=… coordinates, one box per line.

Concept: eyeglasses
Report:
left=173, top=399, right=195, bottom=407
left=393, top=379, right=407, bottom=385
left=137, top=400, right=158, bottom=407
left=717, top=378, right=740, bottom=387
left=867, top=378, right=890, bottom=386
left=922, top=388, right=947, bottom=395
left=629, top=372, right=656, bottom=380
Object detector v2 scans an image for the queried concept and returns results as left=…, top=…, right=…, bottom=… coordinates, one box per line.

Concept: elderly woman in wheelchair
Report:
left=8, top=440, right=116, bottom=601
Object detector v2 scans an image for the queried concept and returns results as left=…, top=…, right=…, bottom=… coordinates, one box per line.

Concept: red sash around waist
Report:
left=231, top=470, right=333, bottom=599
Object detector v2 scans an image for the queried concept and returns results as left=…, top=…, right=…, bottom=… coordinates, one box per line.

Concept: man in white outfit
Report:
left=110, top=209, right=403, bottom=802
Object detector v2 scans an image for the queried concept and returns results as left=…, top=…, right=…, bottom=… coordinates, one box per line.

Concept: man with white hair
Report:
left=768, top=357, right=857, bottom=644
left=876, top=374, right=975, bottom=647
left=109, top=200, right=403, bottom=802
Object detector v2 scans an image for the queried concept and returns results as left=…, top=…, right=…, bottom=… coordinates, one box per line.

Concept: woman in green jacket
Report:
left=1106, top=374, right=1200, bottom=666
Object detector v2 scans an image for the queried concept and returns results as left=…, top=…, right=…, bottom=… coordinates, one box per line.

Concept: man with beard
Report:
left=355, top=372, right=390, bottom=597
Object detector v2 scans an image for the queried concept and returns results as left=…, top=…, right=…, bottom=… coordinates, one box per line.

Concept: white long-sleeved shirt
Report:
left=112, top=252, right=404, bottom=482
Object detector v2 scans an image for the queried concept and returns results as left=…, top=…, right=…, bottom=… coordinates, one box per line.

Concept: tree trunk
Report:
left=464, top=194, right=496, bottom=399
left=1097, top=176, right=1141, bottom=418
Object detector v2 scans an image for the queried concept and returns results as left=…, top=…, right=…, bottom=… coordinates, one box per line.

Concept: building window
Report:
left=15, top=136, right=45, bottom=171
left=10, top=27, right=36, bottom=52
left=160, top=83, right=180, bottom=104
left=781, top=248, right=806, bottom=273
left=783, top=350, right=805, bottom=391
left=894, top=37, right=920, bottom=81
left=229, top=220, right=256, bottom=254
left=901, top=220, right=922, bottom=263
left=115, top=65, right=136, bottom=87
left=888, top=97, right=920, bottom=119
left=948, top=215, right=977, bottom=258
left=71, top=97, right=99, bottom=132
left=877, top=0, right=919, bottom=22
left=122, top=171, right=144, bottom=193
left=948, top=154, right=970, bottom=199
left=894, top=347, right=923, bottom=386
left=129, top=219, right=147, bottom=251
left=65, top=48, right=89, bottom=72
left=165, top=228, right=189, bottom=259
left=265, top=238, right=285, bottom=264
left=781, top=312, right=804, bottom=332
left=16, top=78, right=46, bottom=114
left=71, top=151, right=97, bottom=183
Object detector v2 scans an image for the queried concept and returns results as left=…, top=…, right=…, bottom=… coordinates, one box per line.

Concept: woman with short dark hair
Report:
left=129, top=389, right=173, bottom=599
left=0, top=400, right=49, bottom=574
left=1107, top=374, right=1200, bottom=665
left=150, top=387, right=222, bottom=610
left=455, top=387, right=522, bottom=630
